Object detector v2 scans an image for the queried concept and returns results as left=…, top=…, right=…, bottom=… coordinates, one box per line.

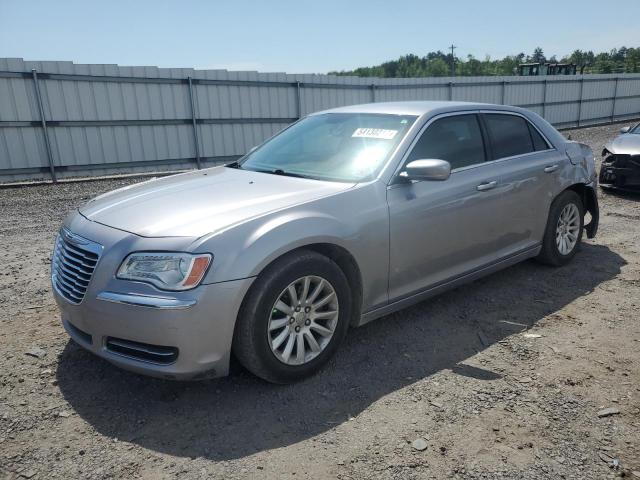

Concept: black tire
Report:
left=232, top=249, right=352, bottom=383
left=536, top=190, right=584, bottom=266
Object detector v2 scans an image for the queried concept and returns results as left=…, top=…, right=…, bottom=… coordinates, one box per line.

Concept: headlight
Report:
left=117, top=252, right=212, bottom=291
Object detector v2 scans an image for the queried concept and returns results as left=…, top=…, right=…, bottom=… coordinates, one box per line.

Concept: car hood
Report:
left=80, top=167, right=355, bottom=238
left=605, top=134, right=640, bottom=155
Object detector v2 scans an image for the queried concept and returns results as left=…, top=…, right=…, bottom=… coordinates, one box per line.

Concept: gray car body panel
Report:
left=55, top=214, right=254, bottom=379
left=54, top=101, right=598, bottom=379
left=80, top=167, right=355, bottom=238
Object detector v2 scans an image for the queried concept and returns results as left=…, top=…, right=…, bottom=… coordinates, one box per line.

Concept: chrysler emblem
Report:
left=60, top=228, right=90, bottom=246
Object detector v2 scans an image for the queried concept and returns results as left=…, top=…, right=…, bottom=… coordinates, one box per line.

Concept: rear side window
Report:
left=484, top=114, right=535, bottom=159
left=407, top=114, right=486, bottom=169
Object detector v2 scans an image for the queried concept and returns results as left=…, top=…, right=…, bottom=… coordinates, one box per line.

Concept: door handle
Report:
left=544, top=164, right=559, bottom=173
left=476, top=180, right=497, bottom=191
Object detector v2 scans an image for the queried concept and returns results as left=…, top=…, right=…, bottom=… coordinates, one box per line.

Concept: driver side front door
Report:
left=387, top=112, right=510, bottom=302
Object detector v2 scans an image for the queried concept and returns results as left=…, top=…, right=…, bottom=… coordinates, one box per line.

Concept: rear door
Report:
left=480, top=112, right=565, bottom=253
left=387, top=112, right=508, bottom=301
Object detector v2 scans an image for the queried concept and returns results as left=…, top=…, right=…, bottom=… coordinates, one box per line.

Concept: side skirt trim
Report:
left=358, top=244, right=541, bottom=326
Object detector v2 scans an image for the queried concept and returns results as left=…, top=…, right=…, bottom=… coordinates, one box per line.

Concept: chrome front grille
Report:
left=52, top=228, right=103, bottom=304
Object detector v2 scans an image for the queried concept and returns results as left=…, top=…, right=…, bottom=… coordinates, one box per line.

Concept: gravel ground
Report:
left=1, top=122, right=639, bottom=480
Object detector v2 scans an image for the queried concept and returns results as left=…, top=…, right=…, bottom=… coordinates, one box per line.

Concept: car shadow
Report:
left=56, top=243, right=624, bottom=461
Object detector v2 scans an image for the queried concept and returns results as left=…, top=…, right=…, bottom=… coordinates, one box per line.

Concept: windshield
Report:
left=238, top=113, right=417, bottom=182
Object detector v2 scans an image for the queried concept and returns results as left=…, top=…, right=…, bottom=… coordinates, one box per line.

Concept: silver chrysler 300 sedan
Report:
left=52, top=101, right=599, bottom=383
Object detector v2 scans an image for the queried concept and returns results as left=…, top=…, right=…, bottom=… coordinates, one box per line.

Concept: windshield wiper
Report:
left=238, top=166, right=310, bottom=179
left=270, top=169, right=307, bottom=178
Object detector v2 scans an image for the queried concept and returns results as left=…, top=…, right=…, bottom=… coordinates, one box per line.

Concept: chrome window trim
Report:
left=449, top=149, right=552, bottom=174
left=389, top=109, right=558, bottom=184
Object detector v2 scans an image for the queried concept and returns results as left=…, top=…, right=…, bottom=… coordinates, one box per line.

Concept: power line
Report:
left=449, top=44, right=457, bottom=76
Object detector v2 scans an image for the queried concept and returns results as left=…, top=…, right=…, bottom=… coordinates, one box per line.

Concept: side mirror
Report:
left=620, top=126, right=631, bottom=134
left=401, top=159, right=451, bottom=181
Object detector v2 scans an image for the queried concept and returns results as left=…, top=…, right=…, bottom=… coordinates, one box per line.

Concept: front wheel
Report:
left=536, top=190, right=584, bottom=266
left=233, top=250, right=352, bottom=383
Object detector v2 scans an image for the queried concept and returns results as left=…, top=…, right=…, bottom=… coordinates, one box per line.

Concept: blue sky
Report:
left=1, top=0, right=638, bottom=73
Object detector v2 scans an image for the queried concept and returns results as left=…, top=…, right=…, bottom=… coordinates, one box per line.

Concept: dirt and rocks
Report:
left=0, top=122, right=639, bottom=479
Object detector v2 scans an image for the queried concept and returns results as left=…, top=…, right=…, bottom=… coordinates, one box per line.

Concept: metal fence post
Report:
left=542, top=79, right=548, bottom=119
left=448, top=81, right=454, bottom=101
left=31, top=69, right=56, bottom=183
left=370, top=83, right=376, bottom=102
left=187, top=76, right=201, bottom=170
left=501, top=80, right=507, bottom=104
left=576, top=77, right=584, bottom=127
left=296, top=81, right=302, bottom=118
left=611, top=77, right=619, bottom=123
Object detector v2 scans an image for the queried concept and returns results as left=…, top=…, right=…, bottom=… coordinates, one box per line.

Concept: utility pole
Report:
left=449, top=44, right=457, bottom=76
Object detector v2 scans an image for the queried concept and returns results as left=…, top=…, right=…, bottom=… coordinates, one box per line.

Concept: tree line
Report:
left=329, top=47, right=640, bottom=77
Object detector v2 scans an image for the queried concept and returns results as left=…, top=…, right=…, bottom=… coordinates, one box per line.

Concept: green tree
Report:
left=530, top=47, right=546, bottom=63
left=464, top=54, right=483, bottom=75
left=624, top=48, right=640, bottom=73
left=593, top=52, right=614, bottom=73
left=426, top=58, right=449, bottom=76
left=328, top=45, right=640, bottom=78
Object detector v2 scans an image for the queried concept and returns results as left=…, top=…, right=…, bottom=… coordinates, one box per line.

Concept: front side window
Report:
left=407, top=114, right=486, bottom=169
left=631, top=123, right=640, bottom=134
left=484, top=114, right=536, bottom=159
left=239, top=113, right=416, bottom=182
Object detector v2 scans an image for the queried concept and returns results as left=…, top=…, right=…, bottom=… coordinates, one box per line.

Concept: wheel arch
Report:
left=239, top=242, right=364, bottom=329
left=302, top=243, right=363, bottom=326
left=564, top=183, right=599, bottom=238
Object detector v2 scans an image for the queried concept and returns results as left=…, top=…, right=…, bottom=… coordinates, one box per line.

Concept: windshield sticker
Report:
left=352, top=128, right=398, bottom=140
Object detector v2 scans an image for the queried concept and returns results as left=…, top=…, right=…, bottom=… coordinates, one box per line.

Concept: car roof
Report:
left=312, top=101, right=525, bottom=117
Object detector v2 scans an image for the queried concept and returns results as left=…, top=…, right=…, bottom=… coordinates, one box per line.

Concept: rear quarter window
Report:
left=528, top=122, right=551, bottom=151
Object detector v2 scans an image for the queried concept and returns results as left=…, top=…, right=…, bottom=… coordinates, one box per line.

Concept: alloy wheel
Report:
left=556, top=203, right=580, bottom=255
left=267, top=275, right=339, bottom=365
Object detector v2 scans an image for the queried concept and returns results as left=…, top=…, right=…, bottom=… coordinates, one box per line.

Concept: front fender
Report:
left=219, top=210, right=357, bottom=282
left=191, top=182, right=391, bottom=311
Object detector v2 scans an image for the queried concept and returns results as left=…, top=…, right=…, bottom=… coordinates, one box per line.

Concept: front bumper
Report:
left=53, top=214, right=254, bottom=380
left=55, top=279, right=253, bottom=380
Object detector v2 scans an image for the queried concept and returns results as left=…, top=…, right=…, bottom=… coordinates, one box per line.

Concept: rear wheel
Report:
left=537, top=190, right=584, bottom=266
left=233, top=250, right=351, bottom=383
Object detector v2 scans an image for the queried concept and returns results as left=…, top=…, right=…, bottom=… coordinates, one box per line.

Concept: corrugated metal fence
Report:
left=2, top=58, right=640, bottom=183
